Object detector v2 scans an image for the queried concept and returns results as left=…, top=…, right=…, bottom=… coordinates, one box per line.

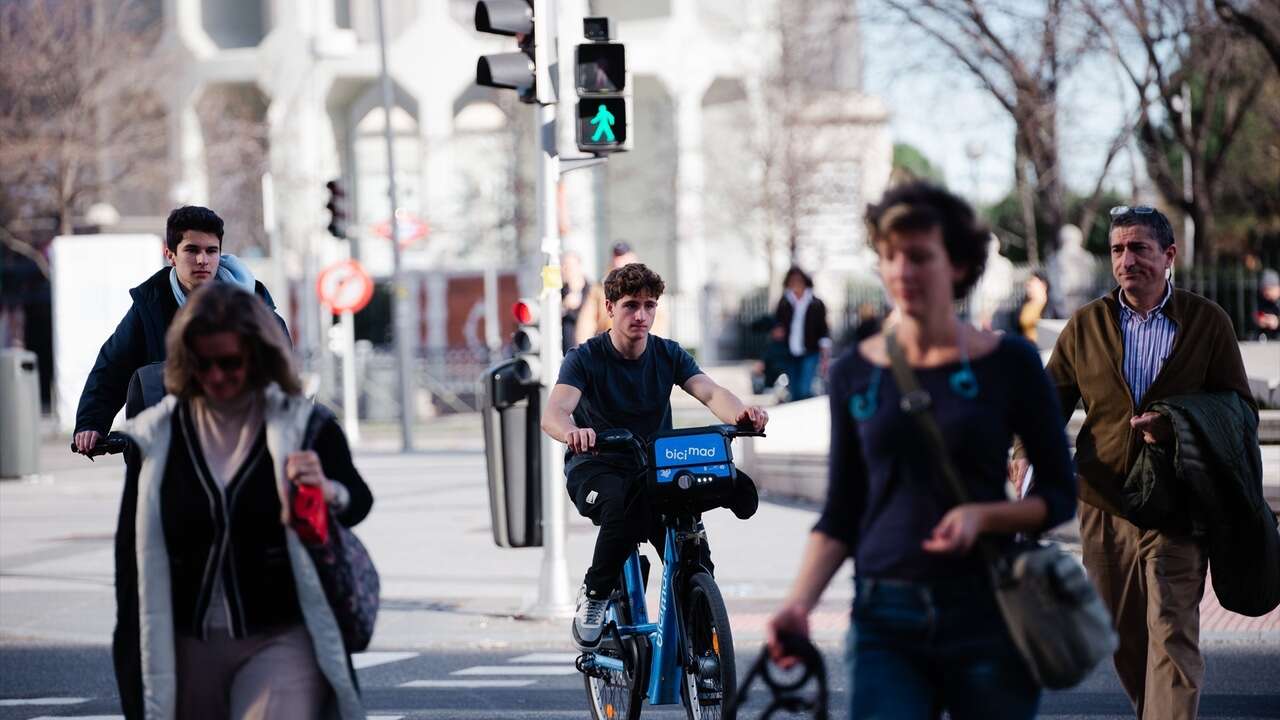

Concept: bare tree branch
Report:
left=1214, top=0, right=1280, bottom=72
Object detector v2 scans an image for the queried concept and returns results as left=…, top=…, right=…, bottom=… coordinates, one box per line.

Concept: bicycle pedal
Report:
left=575, top=652, right=610, bottom=679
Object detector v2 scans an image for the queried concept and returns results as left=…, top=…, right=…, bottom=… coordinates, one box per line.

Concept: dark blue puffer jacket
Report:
left=73, top=268, right=289, bottom=435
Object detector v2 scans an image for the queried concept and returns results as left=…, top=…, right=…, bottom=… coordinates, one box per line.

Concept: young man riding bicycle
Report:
left=542, top=262, right=769, bottom=650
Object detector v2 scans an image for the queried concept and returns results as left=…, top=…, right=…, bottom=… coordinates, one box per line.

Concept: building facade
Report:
left=112, top=0, right=890, bottom=358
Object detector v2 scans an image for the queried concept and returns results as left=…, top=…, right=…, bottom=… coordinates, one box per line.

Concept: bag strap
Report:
left=885, top=331, right=1015, bottom=573
left=301, top=403, right=333, bottom=451
left=884, top=330, right=973, bottom=506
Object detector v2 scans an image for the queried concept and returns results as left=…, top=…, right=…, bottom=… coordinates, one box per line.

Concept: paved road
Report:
left=4, top=432, right=1279, bottom=718
left=2, top=642, right=1279, bottom=719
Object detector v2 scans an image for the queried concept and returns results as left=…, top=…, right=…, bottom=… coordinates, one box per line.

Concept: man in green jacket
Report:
left=1013, top=206, right=1254, bottom=720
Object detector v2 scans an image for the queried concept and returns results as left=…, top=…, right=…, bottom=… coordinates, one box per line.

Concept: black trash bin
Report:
left=479, top=357, right=542, bottom=548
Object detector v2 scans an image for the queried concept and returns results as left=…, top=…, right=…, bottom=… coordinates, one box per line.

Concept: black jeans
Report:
left=567, top=459, right=713, bottom=599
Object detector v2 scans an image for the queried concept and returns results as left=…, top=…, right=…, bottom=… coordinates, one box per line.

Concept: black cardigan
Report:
left=112, top=403, right=371, bottom=718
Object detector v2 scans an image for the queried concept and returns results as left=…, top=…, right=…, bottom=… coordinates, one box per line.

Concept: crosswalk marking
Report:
left=26, top=716, right=120, bottom=719
left=0, top=699, right=88, bottom=707
left=507, top=652, right=580, bottom=664
left=452, top=665, right=579, bottom=676
left=353, top=651, right=418, bottom=670
left=400, top=680, right=538, bottom=688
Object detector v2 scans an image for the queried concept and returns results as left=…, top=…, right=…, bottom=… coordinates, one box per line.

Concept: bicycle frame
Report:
left=587, top=524, right=690, bottom=706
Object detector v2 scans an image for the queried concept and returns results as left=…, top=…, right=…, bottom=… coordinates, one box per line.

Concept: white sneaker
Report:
left=572, top=585, right=608, bottom=649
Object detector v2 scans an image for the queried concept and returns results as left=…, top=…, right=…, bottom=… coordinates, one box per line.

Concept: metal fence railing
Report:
left=728, top=260, right=1278, bottom=362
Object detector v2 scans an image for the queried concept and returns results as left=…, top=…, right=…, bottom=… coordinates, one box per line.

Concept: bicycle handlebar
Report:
left=593, top=423, right=766, bottom=454
left=70, top=432, right=130, bottom=458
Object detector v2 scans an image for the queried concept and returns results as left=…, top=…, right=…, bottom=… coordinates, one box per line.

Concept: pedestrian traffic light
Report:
left=474, top=0, right=554, bottom=104
left=325, top=179, right=347, bottom=239
left=575, top=18, right=630, bottom=153
left=511, top=298, right=541, bottom=385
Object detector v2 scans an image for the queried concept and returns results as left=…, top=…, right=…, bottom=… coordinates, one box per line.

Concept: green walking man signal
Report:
left=575, top=26, right=629, bottom=153
left=589, top=104, right=616, bottom=143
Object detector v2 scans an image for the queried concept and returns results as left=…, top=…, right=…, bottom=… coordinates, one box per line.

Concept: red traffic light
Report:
left=512, top=300, right=536, bottom=325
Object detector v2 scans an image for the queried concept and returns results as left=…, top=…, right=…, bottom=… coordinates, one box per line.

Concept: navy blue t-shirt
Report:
left=556, top=332, right=703, bottom=471
left=815, top=335, right=1076, bottom=580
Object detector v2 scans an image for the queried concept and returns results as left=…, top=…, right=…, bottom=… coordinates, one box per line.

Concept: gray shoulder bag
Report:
left=885, top=332, right=1117, bottom=689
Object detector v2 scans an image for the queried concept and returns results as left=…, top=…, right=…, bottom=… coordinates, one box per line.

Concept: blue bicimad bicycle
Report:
left=577, top=422, right=763, bottom=720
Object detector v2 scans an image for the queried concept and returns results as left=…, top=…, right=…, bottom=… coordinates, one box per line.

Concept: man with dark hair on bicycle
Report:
left=542, top=262, right=769, bottom=649
left=73, top=205, right=288, bottom=454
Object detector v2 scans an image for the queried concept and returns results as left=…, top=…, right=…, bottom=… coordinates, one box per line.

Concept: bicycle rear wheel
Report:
left=680, top=572, right=736, bottom=720
left=584, top=588, right=646, bottom=720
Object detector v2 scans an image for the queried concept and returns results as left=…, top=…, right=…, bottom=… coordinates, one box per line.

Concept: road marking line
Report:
left=369, top=715, right=405, bottom=719
left=400, top=680, right=538, bottom=688
left=26, top=716, right=121, bottom=719
left=507, top=652, right=581, bottom=664
left=452, top=665, right=579, bottom=676
left=0, top=698, right=89, bottom=706
left=352, top=651, right=418, bottom=670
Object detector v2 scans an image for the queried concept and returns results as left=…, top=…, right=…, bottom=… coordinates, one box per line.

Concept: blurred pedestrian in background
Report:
left=768, top=182, right=1076, bottom=719
left=575, top=241, right=668, bottom=343
left=560, top=251, right=592, bottom=352
left=1010, top=270, right=1062, bottom=346
left=770, top=266, right=831, bottom=401
left=1253, top=268, right=1280, bottom=341
left=112, top=283, right=371, bottom=720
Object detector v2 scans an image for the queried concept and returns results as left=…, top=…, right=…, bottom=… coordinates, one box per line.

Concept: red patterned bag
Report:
left=298, top=405, right=380, bottom=652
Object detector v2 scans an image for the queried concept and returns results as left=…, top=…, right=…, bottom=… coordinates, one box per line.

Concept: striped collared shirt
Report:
left=1118, top=282, right=1177, bottom=407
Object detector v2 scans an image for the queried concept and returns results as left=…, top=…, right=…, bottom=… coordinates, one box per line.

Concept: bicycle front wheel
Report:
left=680, top=572, right=736, bottom=720
left=584, top=588, right=645, bottom=720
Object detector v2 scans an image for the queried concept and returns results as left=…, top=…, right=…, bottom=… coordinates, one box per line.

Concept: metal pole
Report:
left=340, top=310, right=360, bottom=445
left=483, top=266, right=501, bottom=363
left=1181, top=82, right=1195, bottom=269
left=530, top=98, right=573, bottom=619
left=374, top=0, right=414, bottom=451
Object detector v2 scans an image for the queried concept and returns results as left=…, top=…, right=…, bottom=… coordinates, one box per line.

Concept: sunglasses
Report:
left=195, top=354, right=246, bottom=373
left=1109, top=205, right=1156, bottom=218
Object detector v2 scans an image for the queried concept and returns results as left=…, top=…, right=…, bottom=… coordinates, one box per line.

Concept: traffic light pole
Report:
left=531, top=59, right=571, bottom=619
left=527, top=0, right=573, bottom=621
left=374, top=0, right=415, bottom=452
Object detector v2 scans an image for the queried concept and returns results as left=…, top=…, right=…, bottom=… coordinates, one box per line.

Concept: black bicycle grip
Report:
left=70, top=432, right=130, bottom=458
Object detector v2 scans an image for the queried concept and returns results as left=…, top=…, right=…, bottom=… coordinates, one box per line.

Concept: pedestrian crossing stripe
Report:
left=352, top=651, right=418, bottom=669
left=400, top=680, right=538, bottom=688
left=507, top=652, right=581, bottom=663
left=0, top=699, right=88, bottom=707
left=24, top=716, right=404, bottom=720
left=453, top=665, right=579, bottom=676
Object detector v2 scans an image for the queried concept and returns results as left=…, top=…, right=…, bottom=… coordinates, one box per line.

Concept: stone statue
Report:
left=971, top=234, right=1014, bottom=330
left=1049, top=224, right=1098, bottom=315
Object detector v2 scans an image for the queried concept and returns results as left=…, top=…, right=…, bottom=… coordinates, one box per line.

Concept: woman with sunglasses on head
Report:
left=111, top=282, right=372, bottom=720
left=766, top=182, right=1077, bottom=719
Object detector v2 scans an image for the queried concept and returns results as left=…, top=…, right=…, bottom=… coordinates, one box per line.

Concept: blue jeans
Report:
left=784, top=352, right=821, bottom=401
left=846, top=576, right=1040, bottom=720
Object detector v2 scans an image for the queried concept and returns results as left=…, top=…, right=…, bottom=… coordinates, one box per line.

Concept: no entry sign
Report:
left=316, top=259, right=374, bottom=314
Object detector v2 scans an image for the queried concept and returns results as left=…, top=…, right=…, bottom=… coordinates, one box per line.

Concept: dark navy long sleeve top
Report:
left=814, top=334, right=1076, bottom=580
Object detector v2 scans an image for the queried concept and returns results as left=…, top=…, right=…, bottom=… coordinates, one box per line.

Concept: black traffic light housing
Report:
left=325, top=179, right=347, bottom=239
left=575, top=18, right=631, bottom=153
left=510, top=298, right=541, bottom=386
left=474, top=0, right=555, bottom=104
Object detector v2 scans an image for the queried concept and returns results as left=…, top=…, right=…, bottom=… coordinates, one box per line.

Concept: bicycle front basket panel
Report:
left=649, top=430, right=736, bottom=513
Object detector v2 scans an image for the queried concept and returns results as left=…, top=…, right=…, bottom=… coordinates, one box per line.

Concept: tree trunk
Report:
left=1014, top=138, right=1040, bottom=265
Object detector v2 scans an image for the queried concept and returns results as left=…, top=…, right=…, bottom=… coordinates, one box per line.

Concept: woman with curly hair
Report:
left=767, top=182, right=1076, bottom=719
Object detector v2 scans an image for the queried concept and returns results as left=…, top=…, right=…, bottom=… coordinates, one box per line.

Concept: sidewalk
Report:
left=0, top=431, right=853, bottom=652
